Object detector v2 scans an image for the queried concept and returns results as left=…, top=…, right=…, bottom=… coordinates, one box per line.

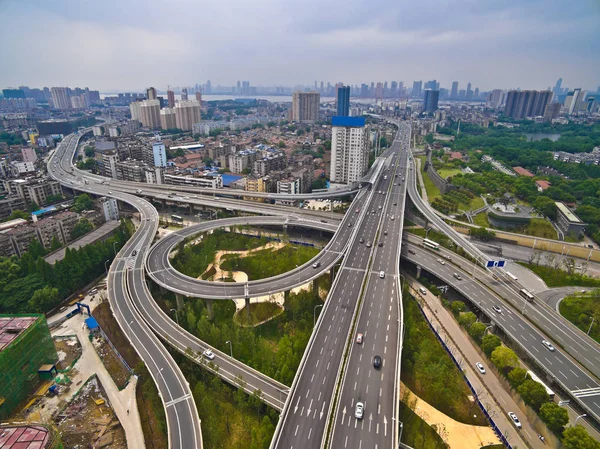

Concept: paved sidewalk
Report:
left=409, top=278, right=544, bottom=449
left=51, top=302, right=145, bottom=449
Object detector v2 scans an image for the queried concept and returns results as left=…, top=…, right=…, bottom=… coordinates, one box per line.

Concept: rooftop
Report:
left=513, top=166, right=535, bottom=177
left=0, top=316, right=39, bottom=352
left=331, top=116, right=365, bottom=127
left=0, top=424, right=51, bottom=449
left=535, top=180, right=551, bottom=190
left=0, top=218, right=27, bottom=232
left=555, top=202, right=582, bottom=223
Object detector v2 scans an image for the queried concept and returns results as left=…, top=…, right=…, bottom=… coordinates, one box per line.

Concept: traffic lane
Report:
left=403, top=249, right=600, bottom=419
left=275, top=269, right=365, bottom=449
left=414, top=237, right=600, bottom=377
left=332, top=274, right=399, bottom=448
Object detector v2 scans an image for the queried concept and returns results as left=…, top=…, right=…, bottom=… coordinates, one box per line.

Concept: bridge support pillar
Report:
left=245, top=297, right=251, bottom=320
left=284, top=290, right=290, bottom=310
left=329, top=266, right=335, bottom=283
left=205, top=299, right=214, bottom=321
left=416, top=265, right=422, bottom=278
left=189, top=203, right=194, bottom=215
left=312, top=276, right=320, bottom=300
left=176, top=293, right=185, bottom=310
left=161, top=199, right=166, bottom=209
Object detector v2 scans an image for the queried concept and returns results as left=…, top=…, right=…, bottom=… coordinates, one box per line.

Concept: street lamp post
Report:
left=484, top=325, right=493, bottom=336
left=226, top=340, right=233, bottom=358
left=425, top=227, right=432, bottom=240
left=588, top=317, right=595, bottom=336
left=170, top=309, right=180, bottom=327
left=104, top=259, right=110, bottom=275
left=575, top=414, right=587, bottom=425
left=113, top=241, right=118, bottom=256
left=314, top=304, right=323, bottom=327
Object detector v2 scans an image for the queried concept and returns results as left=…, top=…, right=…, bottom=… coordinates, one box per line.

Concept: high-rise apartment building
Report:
left=152, top=141, right=167, bottom=168
left=504, top=90, right=552, bottom=119
left=195, top=91, right=202, bottom=103
left=423, top=89, right=440, bottom=112
left=146, top=87, right=157, bottom=100
left=167, top=89, right=175, bottom=108
left=543, top=103, right=562, bottom=122
left=466, top=82, right=473, bottom=100
left=50, top=87, right=71, bottom=110
left=486, top=89, right=505, bottom=109
left=291, top=91, right=320, bottom=123
left=336, top=86, right=350, bottom=117
left=160, top=108, right=177, bottom=130
left=140, top=99, right=161, bottom=128
left=330, top=116, right=369, bottom=185
left=181, top=88, right=188, bottom=101
left=174, top=100, right=201, bottom=131
left=129, top=100, right=142, bottom=121
left=412, top=81, right=422, bottom=98
left=451, top=82, right=459, bottom=99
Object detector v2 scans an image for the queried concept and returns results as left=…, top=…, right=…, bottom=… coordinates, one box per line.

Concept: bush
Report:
left=458, top=311, right=476, bottom=328
left=450, top=301, right=466, bottom=315
left=468, top=322, right=487, bottom=342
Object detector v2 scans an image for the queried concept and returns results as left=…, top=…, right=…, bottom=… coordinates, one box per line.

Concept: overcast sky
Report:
left=1, top=0, right=599, bottom=93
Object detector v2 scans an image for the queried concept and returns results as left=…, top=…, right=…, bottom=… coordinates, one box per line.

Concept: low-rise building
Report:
left=33, top=217, right=64, bottom=248
left=535, top=180, right=551, bottom=192
left=115, top=159, right=147, bottom=183
left=6, top=224, right=38, bottom=256
left=99, top=197, right=119, bottom=221
left=555, top=202, right=586, bottom=237
left=0, top=196, right=26, bottom=221
left=163, top=174, right=223, bottom=189
left=52, top=211, right=79, bottom=241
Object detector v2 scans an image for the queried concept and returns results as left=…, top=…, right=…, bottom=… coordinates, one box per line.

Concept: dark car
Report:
left=373, top=355, right=382, bottom=369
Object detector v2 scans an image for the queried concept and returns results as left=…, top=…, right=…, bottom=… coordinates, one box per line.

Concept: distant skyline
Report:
left=1, top=0, right=599, bottom=92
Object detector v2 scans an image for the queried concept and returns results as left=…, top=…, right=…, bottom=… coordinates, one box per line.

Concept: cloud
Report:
left=0, top=0, right=598, bottom=91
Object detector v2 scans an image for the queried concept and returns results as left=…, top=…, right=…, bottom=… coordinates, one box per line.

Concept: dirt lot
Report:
left=56, top=376, right=126, bottom=449
left=54, top=335, right=82, bottom=370
left=91, top=332, right=132, bottom=390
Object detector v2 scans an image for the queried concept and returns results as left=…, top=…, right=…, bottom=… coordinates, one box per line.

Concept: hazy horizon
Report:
left=1, top=0, right=599, bottom=92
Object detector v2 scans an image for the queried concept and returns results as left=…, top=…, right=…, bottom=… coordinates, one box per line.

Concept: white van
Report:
left=419, top=287, right=427, bottom=295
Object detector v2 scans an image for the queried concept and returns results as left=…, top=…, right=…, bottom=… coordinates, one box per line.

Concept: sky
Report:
left=1, top=0, right=599, bottom=93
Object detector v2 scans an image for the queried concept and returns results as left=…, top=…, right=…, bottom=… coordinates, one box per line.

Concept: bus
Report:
left=171, top=215, right=183, bottom=222
left=527, top=370, right=555, bottom=399
left=423, top=238, right=440, bottom=250
left=519, top=289, right=535, bottom=302
left=506, top=271, right=518, bottom=281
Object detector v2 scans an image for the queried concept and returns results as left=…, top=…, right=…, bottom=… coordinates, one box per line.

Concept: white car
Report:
left=492, top=305, right=502, bottom=314
left=436, top=258, right=445, bottom=265
left=542, top=340, right=555, bottom=352
left=355, top=402, right=364, bottom=419
left=508, top=412, right=522, bottom=429
left=475, top=362, right=486, bottom=374
left=203, top=349, right=215, bottom=360
left=379, top=271, right=385, bottom=279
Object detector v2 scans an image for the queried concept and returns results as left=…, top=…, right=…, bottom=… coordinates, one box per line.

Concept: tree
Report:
left=71, top=218, right=94, bottom=240
left=533, top=196, right=558, bottom=219
left=8, top=210, right=29, bottom=221
left=517, top=379, right=550, bottom=411
left=50, top=236, right=62, bottom=251
left=507, top=367, right=528, bottom=388
left=27, top=202, right=40, bottom=213
left=481, top=334, right=501, bottom=357
left=539, top=402, right=569, bottom=434
left=72, top=194, right=93, bottom=212
left=490, top=346, right=518, bottom=373
left=84, top=146, right=95, bottom=157
left=562, top=425, right=600, bottom=449
left=470, top=227, right=496, bottom=241
left=458, top=311, right=477, bottom=328
left=278, top=140, right=286, bottom=148
left=450, top=301, right=465, bottom=315
left=28, top=286, right=59, bottom=312
left=468, top=322, right=487, bottom=342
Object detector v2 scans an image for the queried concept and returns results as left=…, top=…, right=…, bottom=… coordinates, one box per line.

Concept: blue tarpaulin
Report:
left=85, top=316, right=99, bottom=330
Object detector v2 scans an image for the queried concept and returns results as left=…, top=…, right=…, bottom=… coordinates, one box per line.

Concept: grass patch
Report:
left=421, top=168, right=442, bottom=202
left=398, top=400, right=448, bottom=449
left=221, top=244, right=319, bottom=281
left=172, top=229, right=271, bottom=278
left=234, top=301, right=284, bottom=326
left=473, top=212, right=490, bottom=227
left=517, top=263, right=600, bottom=288
left=525, top=218, right=558, bottom=239
left=437, top=167, right=462, bottom=180
left=201, top=265, right=217, bottom=280
left=402, top=296, right=488, bottom=426
left=559, top=291, right=600, bottom=344
left=404, top=219, right=417, bottom=227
